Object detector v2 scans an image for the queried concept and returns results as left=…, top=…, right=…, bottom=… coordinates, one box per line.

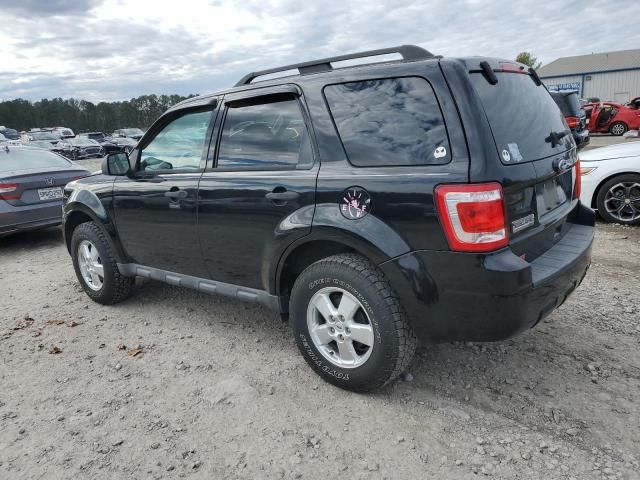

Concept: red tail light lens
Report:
left=0, top=183, right=19, bottom=200
left=566, top=116, right=580, bottom=129
left=574, top=160, right=581, bottom=199
left=435, top=183, right=508, bottom=252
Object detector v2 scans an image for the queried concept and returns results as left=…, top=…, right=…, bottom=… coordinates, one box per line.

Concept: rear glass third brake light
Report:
left=435, top=183, right=509, bottom=253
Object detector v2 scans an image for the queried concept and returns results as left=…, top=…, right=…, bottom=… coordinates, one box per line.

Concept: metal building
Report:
left=538, top=49, right=640, bottom=103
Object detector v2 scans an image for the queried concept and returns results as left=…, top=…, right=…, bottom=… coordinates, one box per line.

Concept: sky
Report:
left=0, top=0, right=639, bottom=103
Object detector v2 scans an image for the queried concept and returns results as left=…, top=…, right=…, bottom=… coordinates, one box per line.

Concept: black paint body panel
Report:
left=62, top=54, right=596, bottom=344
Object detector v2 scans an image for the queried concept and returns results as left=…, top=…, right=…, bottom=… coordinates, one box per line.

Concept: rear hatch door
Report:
left=467, top=61, right=579, bottom=261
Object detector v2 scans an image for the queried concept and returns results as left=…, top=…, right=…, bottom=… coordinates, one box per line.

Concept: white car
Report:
left=579, top=141, right=640, bottom=224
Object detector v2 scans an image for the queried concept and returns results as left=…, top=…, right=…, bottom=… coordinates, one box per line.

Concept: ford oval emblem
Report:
left=553, top=157, right=574, bottom=172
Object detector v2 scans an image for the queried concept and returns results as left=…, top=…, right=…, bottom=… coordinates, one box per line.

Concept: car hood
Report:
left=579, top=141, right=640, bottom=162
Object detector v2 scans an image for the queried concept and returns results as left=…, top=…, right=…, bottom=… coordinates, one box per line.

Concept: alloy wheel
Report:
left=77, top=240, right=104, bottom=291
left=610, top=123, right=626, bottom=136
left=604, top=182, right=640, bottom=223
left=306, top=287, right=374, bottom=368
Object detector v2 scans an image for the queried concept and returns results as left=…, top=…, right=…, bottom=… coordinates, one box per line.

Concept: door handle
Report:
left=164, top=189, right=188, bottom=199
left=265, top=190, right=299, bottom=202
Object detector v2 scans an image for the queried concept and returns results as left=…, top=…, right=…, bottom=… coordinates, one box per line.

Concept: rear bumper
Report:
left=380, top=206, right=595, bottom=343
left=0, top=201, right=62, bottom=236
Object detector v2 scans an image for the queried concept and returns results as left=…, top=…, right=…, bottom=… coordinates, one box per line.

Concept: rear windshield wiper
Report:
left=545, top=130, right=569, bottom=148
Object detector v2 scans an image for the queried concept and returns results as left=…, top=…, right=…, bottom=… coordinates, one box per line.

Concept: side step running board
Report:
left=117, top=263, right=282, bottom=312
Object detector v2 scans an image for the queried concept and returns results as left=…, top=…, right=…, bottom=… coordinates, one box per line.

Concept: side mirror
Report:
left=102, top=152, right=131, bottom=176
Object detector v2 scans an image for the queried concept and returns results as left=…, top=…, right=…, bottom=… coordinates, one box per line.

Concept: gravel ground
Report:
left=1, top=160, right=639, bottom=479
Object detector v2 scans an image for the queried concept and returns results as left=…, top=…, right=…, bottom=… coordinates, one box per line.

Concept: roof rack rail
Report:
left=234, top=44, right=434, bottom=87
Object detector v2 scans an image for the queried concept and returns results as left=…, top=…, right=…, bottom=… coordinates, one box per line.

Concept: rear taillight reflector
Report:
left=435, top=183, right=508, bottom=253
left=574, top=160, right=581, bottom=199
left=0, top=183, right=19, bottom=200
left=566, top=116, right=581, bottom=129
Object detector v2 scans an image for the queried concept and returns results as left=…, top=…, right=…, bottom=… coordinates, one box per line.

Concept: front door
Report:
left=197, top=86, right=318, bottom=290
left=112, top=106, right=217, bottom=277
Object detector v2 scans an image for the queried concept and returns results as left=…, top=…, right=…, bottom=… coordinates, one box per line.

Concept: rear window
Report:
left=0, top=148, right=71, bottom=172
left=551, top=92, right=581, bottom=116
left=324, top=77, right=450, bottom=167
left=470, top=72, right=570, bottom=164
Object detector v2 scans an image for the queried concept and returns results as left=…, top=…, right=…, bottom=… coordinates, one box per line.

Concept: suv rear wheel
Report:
left=71, top=222, right=132, bottom=304
left=290, top=253, right=416, bottom=392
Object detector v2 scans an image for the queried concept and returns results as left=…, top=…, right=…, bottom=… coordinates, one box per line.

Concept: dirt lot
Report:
left=1, top=164, right=639, bottom=480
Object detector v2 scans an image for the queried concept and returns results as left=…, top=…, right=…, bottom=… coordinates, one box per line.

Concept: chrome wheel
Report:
left=77, top=240, right=104, bottom=291
left=604, top=182, right=640, bottom=223
left=306, top=287, right=374, bottom=369
left=610, top=123, right=626, bottom=136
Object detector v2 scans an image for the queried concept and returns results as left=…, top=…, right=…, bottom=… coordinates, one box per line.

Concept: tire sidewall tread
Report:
left=70, top=222, right=132, bottom=305
left=290, top=253, right=416, bottom=392
left=596, top=174, right=640, bottom=225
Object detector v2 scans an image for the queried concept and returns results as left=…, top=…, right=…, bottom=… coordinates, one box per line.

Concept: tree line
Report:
left=0, top=94, right=196, bottom=133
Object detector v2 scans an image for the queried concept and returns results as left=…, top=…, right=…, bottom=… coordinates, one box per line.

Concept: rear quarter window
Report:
left=323, top=77, right=451, bottom=167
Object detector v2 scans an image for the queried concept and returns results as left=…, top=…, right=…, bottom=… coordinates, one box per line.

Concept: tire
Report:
left=609, top=121, right=628, bottom=136
left=70, top=222, right=132, bottom=304
left=596, top=174, right=640, bottom=225
left=290, top=253, right=416, bottom=392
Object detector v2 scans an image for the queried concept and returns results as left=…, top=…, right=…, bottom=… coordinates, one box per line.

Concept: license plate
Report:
left=38, top=186, right=63, bottom=201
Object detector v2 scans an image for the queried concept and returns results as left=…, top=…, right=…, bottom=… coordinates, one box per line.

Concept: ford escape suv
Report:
left=62, top=45, right=595, bottom=392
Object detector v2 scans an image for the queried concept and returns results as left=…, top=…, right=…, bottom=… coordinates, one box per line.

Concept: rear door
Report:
left=197, top=85, right=318, bottom=290
left=466, top=62, right=580, bottom=261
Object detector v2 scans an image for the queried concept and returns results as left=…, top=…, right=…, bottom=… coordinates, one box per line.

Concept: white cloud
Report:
left=0, top=0, right=638, bottom=101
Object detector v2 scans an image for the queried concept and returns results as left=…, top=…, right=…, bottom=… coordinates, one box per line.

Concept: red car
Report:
left=583, top=101, right=640, bottom=136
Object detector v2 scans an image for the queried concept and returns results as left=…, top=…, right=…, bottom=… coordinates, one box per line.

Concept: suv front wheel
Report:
left=70, top=222, right=132, bottom=304
left=290, top=254, right=416, bottom=392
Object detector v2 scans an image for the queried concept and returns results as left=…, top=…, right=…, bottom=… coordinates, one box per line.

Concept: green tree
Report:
left=0, top=94, right=196, bottom=132
left=515, top=52, right=542, bottom=69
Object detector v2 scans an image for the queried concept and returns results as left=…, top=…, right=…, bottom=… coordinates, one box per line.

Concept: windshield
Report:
left=551, top=92, right=581, bottom=116
left=0, top=148, right=71, bottom=172
left=470, top=72, right=571, bottom=164
left=30, top=132, right=59, bottom=141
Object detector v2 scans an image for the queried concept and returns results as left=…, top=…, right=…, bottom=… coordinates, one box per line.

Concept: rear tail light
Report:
left=574, top=160, right=581, bottom=199
left=435, top=183, right=508, bottom=252
left=566, top=116, right=581, bottom=129
left=0, top=183, right=19, bottom=200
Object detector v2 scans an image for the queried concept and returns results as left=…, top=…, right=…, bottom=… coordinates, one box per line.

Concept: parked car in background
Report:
left=579, top=141, right=640, bottom=225
left=104, top=135, right=137, bottom=153
left=62, top=46, right=594, bottom=392
left=29, top=140, right=70, bottom=156
left=0, top=145, right=90, bottom=236
left=23, top=130, right=62, bottom=144
left=0, top=126, right=21, bottom=140
left=583, top=102, right=640, bottom=136
left=0, top=133, right=22, bottom=146
left=550, top=91, right=589, bottom=149
left=60, top=137, right=104, bottom=160
left=77, top=132, right=121, bottom=154
left=112, top=128, right=144, bottom=140
left=52, top=127, right=75, bottom=139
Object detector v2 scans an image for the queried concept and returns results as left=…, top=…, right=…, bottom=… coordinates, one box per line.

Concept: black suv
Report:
left=62, top=46, right=595, bottom=392
left=550, top=91, right=590, bottom=149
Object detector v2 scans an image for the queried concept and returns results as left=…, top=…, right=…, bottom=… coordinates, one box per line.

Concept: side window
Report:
left=139, top=109, right=212, bottom=172
left=324, top=77, right=450, bottom=167
left=217, top=95, right=312, bottom=170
